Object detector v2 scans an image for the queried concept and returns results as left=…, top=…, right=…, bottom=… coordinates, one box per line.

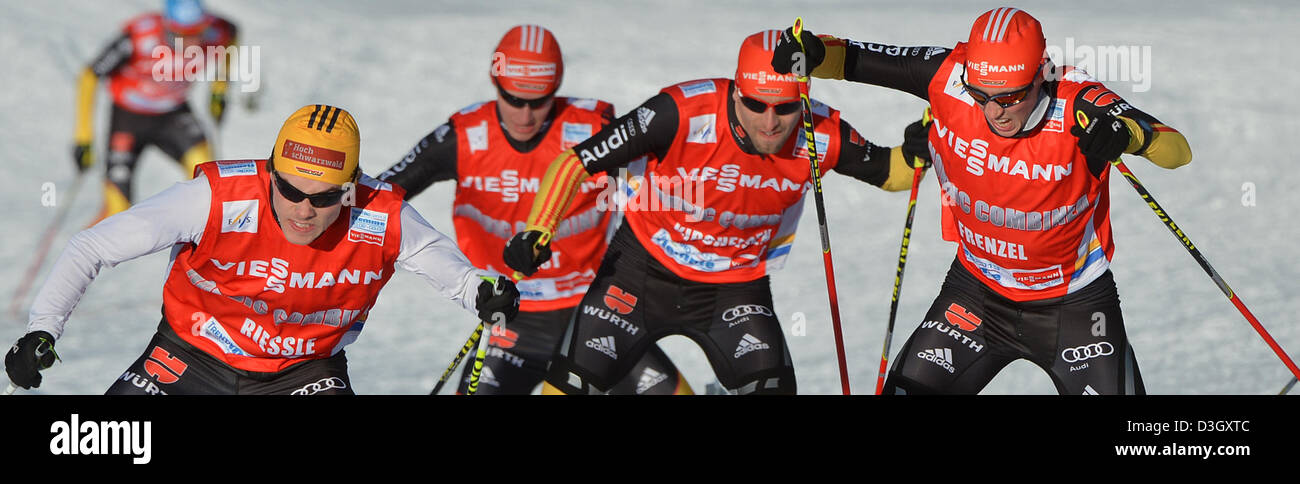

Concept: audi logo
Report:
left=1061, top=342, right=1114, bottom=363
left=290, top=377, right=348, bottom=395
left=722, top=304, right=774, bottom=322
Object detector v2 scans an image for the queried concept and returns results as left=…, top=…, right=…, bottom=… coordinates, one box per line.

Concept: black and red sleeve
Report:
left=841, top=40, right=951, bottom=101
left=89, top=32, right=134, bottom=77
left=377, top=121, right=458, bottom=200
left=829, top=119, right=894, bottom=187
left=573, top=92, right=679, bottom=175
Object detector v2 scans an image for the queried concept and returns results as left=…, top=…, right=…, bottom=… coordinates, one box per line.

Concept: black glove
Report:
left=502, top=230, right=552, bottom=277
left=770, top=27, right=825, bottom=76
left=72, top=143, right=93, bottom=173
left=475, top=276, right=520, bottom=324
left=1071, top=111, right=1130, bottom=175
left=901, top=118, right=933, bottom=169
left=6, top=331, right=59, bottom=389
left=210, top=93, right=227, bottom=125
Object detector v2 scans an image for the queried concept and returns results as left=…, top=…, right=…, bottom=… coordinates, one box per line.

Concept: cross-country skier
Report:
left=770, top=7, right=1193, bottom=394
left=73, top=0, right=246, bottom=223
left=503, top=30, right=931, bottom=394
left=5, top=104, right=520, bottom=395
left=378, top=25, right=692, bottom=395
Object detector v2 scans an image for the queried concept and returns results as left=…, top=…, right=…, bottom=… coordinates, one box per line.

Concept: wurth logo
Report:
left=919, top=320, right=985, bottom=353
left=917, top=348, right=956, bottom=374
left=585, top=336, right=618, bottom=359
left=488, top=324, right=519, bottom=349
left=142, top=346, right=188, bottom=385
left=944, top=303, right=983, bottom=332
left=582, top=305, right=640, bottom=335
left=603, top=285, right=638, bottom=315
left=734, top=334, right=771, bottom=358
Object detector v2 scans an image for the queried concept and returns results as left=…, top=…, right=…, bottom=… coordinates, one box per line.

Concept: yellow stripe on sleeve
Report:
left=525, top=149, right=591, bottom=240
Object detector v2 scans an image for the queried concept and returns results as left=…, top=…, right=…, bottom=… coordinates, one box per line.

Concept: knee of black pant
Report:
left=1127, top=354, right=1146, bottom=395
left=1052, top=345, right=1147, bottom=395
left=720, top=367, right=795, bottom=395
left=882, top=372, right=945, bottom=396
left=544, top=364, right=609, bottom=395
left=456, top=354, right=547, bottom=395
left=608, top=353, right=688, bottom=396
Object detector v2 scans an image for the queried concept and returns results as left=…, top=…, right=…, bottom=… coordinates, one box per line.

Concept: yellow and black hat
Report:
left=271, top=104, right=360, bottom=185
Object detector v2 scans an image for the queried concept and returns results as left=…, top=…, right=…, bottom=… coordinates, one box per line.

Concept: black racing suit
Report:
left=540, top=82, right=895, bottom=394
left=839, top=39, right=1149, bottom=394
left=378, top=105, right=689, bottom=395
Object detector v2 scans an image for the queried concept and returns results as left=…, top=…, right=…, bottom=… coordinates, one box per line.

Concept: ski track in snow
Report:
left=1, top=0, right=1296, bottom=395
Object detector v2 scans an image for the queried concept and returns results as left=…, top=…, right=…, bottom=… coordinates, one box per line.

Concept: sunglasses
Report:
left=961, top=64, right=1044, bottom=108
left=496, top=82, right=554, bottom=109
left=738, top=95, right=802, bottom=115
left=271, top=170, right=348, bottom=207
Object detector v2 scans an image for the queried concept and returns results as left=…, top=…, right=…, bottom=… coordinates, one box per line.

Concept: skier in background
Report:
left=379, top=25, right=692, bottom=395
left=771, top=7, right=1192, bottom=394
left=504, top=31, right=931, bottom=394
left=73, top=0, right=246, bottom=224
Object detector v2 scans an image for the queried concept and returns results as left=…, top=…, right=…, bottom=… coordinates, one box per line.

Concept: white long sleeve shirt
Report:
left=28, top=173, right=489, bottom=340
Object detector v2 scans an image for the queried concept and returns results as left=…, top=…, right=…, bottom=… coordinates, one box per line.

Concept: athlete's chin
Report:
left=989, top=120, right=1021, bottom=137
left=753, top=134, right=790, bottom=154
left=507, top=124, right=538, bottom=138
left=280, top=223, right=322, bottom=245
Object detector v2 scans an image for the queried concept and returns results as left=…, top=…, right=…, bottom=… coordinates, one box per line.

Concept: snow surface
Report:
left=1, top=0, right=1296, bottom=395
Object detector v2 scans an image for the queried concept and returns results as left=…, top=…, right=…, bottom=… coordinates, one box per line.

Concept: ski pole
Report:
left=1280, top=377, right=1296, bottom=395
left=9, top=173, right=86, bottom=321
left=1078, top=111, right=1300, bottom=383
left=429, top=321, right=485, bottom=395
left=875, top=108, right=931, bottom=395
left=466, top=326, right=490, bottom=395
left=466, top=275, right=511, bottom=395
left=792, top=17, right=852, bottom=395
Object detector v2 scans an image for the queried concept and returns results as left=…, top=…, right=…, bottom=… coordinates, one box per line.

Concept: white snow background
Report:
left=1, top=0, right=1296, bottom=395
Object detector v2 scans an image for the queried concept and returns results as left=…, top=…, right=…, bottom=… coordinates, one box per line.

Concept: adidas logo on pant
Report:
left=636, top=367, right=669, bottom=394
left=917, top=347, right=956, bottom=374
left=480, top=366, right=499, bottom=388
left=734, top=333, right=770, bottom=358
left=585, top=336, right=618, bottom=359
